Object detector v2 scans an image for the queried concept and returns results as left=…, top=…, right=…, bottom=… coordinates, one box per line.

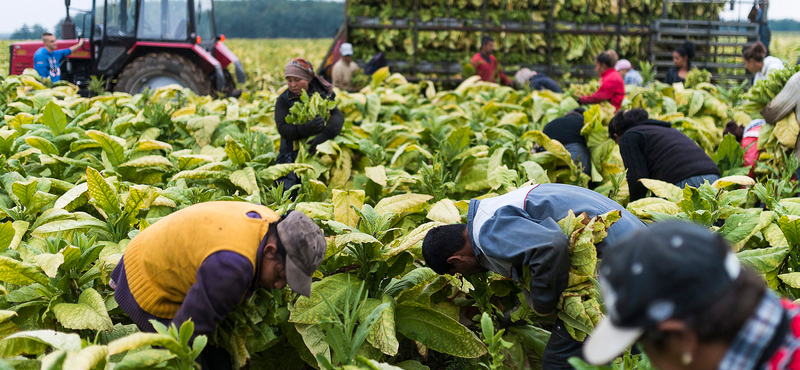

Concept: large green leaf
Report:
left=0, top=330, right=81, bottom=357
left=114, top=349, right=175, bottom=370
left=25, top=137, right=58, bottom=156
left=86, top=167, right=120, bottom=216
left=62, top=345, right=107, bottom=370
left=86, top=130, right=126, bottom=167
left=0, top=222, right=15, bottom=250
left=119, top=156, right=173, bottom=168
left=42, top=102, right=67, bottom=135
left=779, top=215, right=800, bottom=247
left=53, top=288, right=113, bottom=331
left=187, top=115, right=221, bottom=147
left=12, top=180, right=38, bottom=208
left=289, top=273, right=363, bottom=324
left=107, top=332, right=178, bottom=355
left=224, top=135, right=250, bottom=165
left=719, top=211, right=761, bottom=245
left=259, top=163, right=315, bottom=182
left=639, top=179, right=683, bottom=202
left=426, top=199, right=461, bottom=224
left=738, top=246, right=789, bottom=288
left=0, top=256, right=49, bottom=286
left=230, top=167, right=260, bottom=196
left=332, top=190, right=366, bottom=228
left=32, top=253, right=64, bottom=278
left=395, top=301, right=486, bottom=358
left=358, top=295, right=399, bottom=356
left=384, top=222, right=445, bottom=259
left=374, top=193, right=433, bottom=217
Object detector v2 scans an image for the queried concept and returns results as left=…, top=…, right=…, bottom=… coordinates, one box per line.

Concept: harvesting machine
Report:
left=8, top=0, right=245, bottom=96
left=321, top=0, right=767, bottom=85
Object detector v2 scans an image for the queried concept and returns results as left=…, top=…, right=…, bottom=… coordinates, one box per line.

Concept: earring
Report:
left=681, top=352, right=693, bottom=366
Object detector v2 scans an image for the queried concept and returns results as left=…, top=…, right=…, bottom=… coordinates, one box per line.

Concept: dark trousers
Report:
left=541, top=319, right=584, bottom=370
left=197, top=345, right=233, bottom=370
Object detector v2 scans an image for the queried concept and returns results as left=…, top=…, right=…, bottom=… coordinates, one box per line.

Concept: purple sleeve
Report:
left=170, top=251, right=254, bottom=337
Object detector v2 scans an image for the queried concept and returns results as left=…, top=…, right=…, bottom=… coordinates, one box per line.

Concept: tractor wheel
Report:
left=115, top=52, right=211, bottom=95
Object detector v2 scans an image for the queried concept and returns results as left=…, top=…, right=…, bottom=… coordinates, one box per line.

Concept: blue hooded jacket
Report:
left=466, top=183, right=645, bottom=314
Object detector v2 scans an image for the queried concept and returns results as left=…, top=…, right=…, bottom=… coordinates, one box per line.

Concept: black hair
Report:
left=595, top=52, right=614, bottom=69
left=422, top=224, right=468, bottom=274
left=743, top=42, right=767, bottom=62
left=675, top=42, right=696, bottom=68
left=642, top=267, right=766, bottom=348
left=42, top=32, right=54, bottom=37
left=481, top=36, right=494, bottom=48
left=608, top=109, right=650, bottom=139
left=723, top=121, right=744, bottom=142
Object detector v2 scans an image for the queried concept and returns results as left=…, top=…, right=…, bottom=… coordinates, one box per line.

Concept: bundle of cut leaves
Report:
left=522, top=210, right=620, bottom=341
left=285, top=90, right=338, bottom=124
left=743, top=64, right=800, bottom=112
left=684, top=68, right=711, bottom=89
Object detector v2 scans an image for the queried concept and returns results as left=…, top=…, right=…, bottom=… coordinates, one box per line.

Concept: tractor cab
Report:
left=9, top=0, right=245, bottom=96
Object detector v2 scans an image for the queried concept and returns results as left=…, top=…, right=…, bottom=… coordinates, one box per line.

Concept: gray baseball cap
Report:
left=276, top=211, right=326, bottom=297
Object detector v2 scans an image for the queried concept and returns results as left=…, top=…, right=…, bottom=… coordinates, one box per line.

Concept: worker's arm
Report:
left=477, top=205, right=570, bottom=315
left=307, top=105, right=344, bottom=155
left=68, top=38, right=85, bottom=53
left=761, top=72, right=800, bottom=124
left=274, top=96, right=324, bottom=142
left=618, top=131, right=650, bottom=201
left=579, top=79, right=616, bottom=105
left=497, top=68, right=512, bottom=86
left=169, top=251, right=254, bottom=338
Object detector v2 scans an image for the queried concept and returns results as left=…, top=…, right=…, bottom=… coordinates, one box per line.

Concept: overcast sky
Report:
left=0, top=0, right=798, bottom=34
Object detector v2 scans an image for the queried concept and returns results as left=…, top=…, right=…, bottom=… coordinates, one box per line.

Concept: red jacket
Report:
left=579, top=68, right=625, bottom=110
left=471, top=53, right=511, bottom=86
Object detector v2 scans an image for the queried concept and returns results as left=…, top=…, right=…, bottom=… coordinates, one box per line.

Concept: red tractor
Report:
left=8, top=0, right=245, bottom=96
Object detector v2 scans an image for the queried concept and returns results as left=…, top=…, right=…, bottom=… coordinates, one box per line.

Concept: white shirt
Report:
left=754, top=56, right=786, bottom=84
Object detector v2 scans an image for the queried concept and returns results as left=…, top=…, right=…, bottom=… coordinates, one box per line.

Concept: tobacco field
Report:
left=0, top=36, right=797, bottom=370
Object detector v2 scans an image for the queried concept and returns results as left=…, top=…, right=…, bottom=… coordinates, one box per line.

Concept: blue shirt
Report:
left=623, top=69, right=644, bottom=86
left=33, top=47, right=71, bottom=82
left=466, top=184, right=645, bottom=313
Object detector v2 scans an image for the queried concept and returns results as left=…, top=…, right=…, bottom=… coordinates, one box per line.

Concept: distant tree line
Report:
left=9, top=0, right=343, bottom=40
left=10, top=24, right=50, bottom=40
left=771, top=19, right=800, bottom=31
left=214, top=0, right=344, bottom=38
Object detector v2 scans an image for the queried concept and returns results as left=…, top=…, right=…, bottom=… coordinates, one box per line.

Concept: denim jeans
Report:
left=563, top=142, right=592, bottom=176
left=542, top=318, right=584, bottom=370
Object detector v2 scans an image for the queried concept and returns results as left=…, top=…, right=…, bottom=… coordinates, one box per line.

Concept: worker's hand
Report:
left=297, top=116, right=325, bottom=137
left=307, top=135, right=327, bottom=155
left=77, top=38, right=85, bottom=47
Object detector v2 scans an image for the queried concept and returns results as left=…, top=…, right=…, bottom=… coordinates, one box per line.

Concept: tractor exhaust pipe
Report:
left=62, top=0, right=76, bottom=39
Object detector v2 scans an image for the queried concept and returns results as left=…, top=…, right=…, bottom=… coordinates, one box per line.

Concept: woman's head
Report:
left=608, top=108, right=649, bottom=140
left=584, top=222, right=765, bottom=370
left=595, top=52, right=615, bottom=74
left=673, top=42, right=696, bottom=70
left=742, top=42, right=768, bottom=73
left=615, top=59, right=633, bottom=77
left=284, top=58, right=315, bottom=95
left=606, top=49, right=619, bottom=67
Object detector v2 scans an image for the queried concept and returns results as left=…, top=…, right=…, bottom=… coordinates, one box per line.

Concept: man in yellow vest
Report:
left=110, top=201, right=326, bottom=369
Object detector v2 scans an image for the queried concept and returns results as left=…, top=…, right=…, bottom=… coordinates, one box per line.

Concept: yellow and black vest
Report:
left=123, top=201, right=280, bottom=318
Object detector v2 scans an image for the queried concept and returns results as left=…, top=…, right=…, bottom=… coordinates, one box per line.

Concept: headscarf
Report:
left=284, top=57, right=332, bottom=93
left=615, top=59, right=632, bottom=71
left=514, top=68, right=536, bottom=86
